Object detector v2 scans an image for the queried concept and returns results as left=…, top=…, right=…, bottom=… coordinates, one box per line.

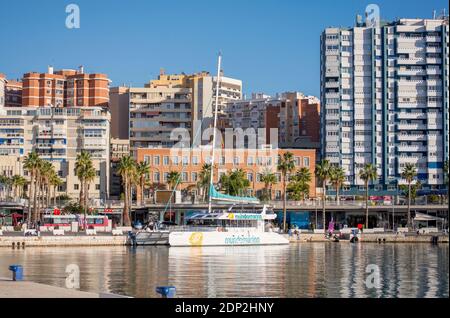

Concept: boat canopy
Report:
left=209, top=184, right=260, bottom=204
left=187, top=211, right=276, bottom=221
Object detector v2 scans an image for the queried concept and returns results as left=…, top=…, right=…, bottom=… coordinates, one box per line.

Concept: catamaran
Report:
left=168, top=54, right=289, bottom=247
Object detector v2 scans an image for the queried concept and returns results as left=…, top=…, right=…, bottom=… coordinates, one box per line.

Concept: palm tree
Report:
left=330, top=166, right=346, bottom=204
left=117, top=155, right=136, bottom=226
left=295, top=167, right=312, bottom=201
left=315, top=159, right=332, bottom=233
left=75, top=151, right=96, bottom=228
left=0, top=176, right=12, bottom=199
left=23, top=151, right=41, bottom=226
left=167, top=171, right=181, bottom=191
left=197, top=163, right=212, bottom=202
left=11, top=175, right=27, bottom=199
left=39, top=161, right=54, bottom=210
left=136, top=161, right=150, bottom=206
left=83, top=166, right=96, bottom=214
left=288, top=167, right=312, bottom=201
left=75, top=151, right=94, bottom=208
left=219, top=169, right=250, bottom=196
left=277, top=152, right=296, bottom=232
left=49, top=173, right=63, bottom=206
left=401, top=163, right=417, bottom=229
left=260, top=169, right=277, bottom=201
left=359, top=163, right=378, bottom=229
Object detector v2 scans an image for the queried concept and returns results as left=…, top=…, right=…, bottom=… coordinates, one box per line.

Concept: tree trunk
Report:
left=365, top=181, right=369, bottom=229
left=123, top=176, right=131, bottom=226
left=322, top=180, right=326, bottom=234
left=84, top=182, right=89, bottom=215
left=140, top=177, right=144, bottom=206
left=33, top=178, right=38, bottom=226
left=335, top=184, right=339, bottom=204
left=407, top=182, right=412, bottom=229
left=53, top=185, right=57, bottom=206
left=46, top=183, right=50, bottom=208
left=83, top=186, right=87, bottom=232
left=79, top=178, right=84, bottom=207
left=27, top=172, right=34, bottom=227
left=282, top=174, right=287, bottom=233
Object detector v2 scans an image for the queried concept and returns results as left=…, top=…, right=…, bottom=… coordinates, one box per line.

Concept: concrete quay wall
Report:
left=0, top=235, right=128, bottom=248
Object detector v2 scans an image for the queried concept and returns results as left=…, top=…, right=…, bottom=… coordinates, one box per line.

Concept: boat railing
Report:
left=169, top=225, right=260, bottom=232
left=169, top=226, right=220, bottom=232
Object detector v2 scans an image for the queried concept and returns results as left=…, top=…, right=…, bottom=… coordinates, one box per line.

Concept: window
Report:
left=192, top=156, right=199, bottom=166
left=234, top=157, right=240, bottom=165
left=96, top=170, right=101, bottom=177
left=95, top=184, right=100, bottom=190
left=163, top=156, right=169, bottom=165
left=182, top=156, right=189, bottom=166
left=163, top=172, right=168, bottom=182
left=143, top=155, right=150, bottom=163
left=247, top=157, right=254, bottom=165
left=191, top=172, right=198, bottom=182
left=303, top=157, right=310, bottom=167
left=154, top=172, right=160, bottom=182
left=247, top=173, right=253, bottom=182
left=153, top=156, right=160, bottom=165
left=74, top=184, right=79, bottom=190
left=181, top=172, right=188, bottom=182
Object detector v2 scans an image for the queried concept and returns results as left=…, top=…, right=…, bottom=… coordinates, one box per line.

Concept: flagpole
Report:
left=208, top=53, right=222, bottom=214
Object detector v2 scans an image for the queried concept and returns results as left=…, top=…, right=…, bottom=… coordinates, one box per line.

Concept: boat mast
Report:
left=208, top=53, right=222, bottom=214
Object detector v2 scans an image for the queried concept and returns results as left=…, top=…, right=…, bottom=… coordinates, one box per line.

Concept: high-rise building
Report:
left=0, top=106, right=111, bottom=200
left=279, top=92, right=321, bottom=148
left=109, top=138, right=130, bottom=199
left=320, top=15, right=449, bottom=194
left=5, top=80, right=23, bottom=107
left=0, top=74, right=5, bottom=107
left=223, top=92, right=321, bottom=149
left=22, top=66, right=110, bottom=108
left=110, top=70, right=242, bottom=154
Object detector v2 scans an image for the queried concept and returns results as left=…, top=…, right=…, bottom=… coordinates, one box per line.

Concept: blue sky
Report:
left=0, top=0, right=448, bottom=97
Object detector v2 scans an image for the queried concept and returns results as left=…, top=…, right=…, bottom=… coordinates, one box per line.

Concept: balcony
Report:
left=397, top=133, right=427, bottom=141
left=325, top=81, right=339, bottom=88
left=325, top=92, right=340, bottom=99
left=426, top=58, right=442, bottom=64
left=426, top=36, right=441, bottom=42
left=396, top=123, right=427, bottom=130
left=397, top=145, right=427, bottom=152
left=396, top=112, right=426, bottom=120
left=396, top=69, right=426, bottom=76
left=397, top=58, right=426, bottom=65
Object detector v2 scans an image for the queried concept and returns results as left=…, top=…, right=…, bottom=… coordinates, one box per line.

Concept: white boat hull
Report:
left=169, top=231, right=289, bottom=247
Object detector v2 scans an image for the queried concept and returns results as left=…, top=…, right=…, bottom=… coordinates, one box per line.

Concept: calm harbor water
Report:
left=0, top=243, right=448, bottom=298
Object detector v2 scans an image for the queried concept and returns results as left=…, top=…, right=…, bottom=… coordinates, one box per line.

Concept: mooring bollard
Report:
left=9, top=265, right=23, bottom=281
left=156, top=286, right=176, bottom=298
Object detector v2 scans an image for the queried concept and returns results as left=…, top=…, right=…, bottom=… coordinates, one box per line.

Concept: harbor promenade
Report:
left=0, top=234, right=128, bottom=248
left=0, top=277, right=130, bottom=298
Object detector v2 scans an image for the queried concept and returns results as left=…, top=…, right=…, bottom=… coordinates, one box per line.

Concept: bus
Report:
left=41, top=214, right=110, bottom=231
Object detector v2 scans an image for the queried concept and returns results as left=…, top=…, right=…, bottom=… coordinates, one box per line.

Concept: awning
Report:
left=413, top=212, right=444, bottom=222
left=416, top=189, right=448, bottom=196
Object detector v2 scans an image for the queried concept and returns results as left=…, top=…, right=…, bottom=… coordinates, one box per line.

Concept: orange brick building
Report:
left=135, top=147, right=316, bottom=200
left=22, top=66, right=110, bottom=107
